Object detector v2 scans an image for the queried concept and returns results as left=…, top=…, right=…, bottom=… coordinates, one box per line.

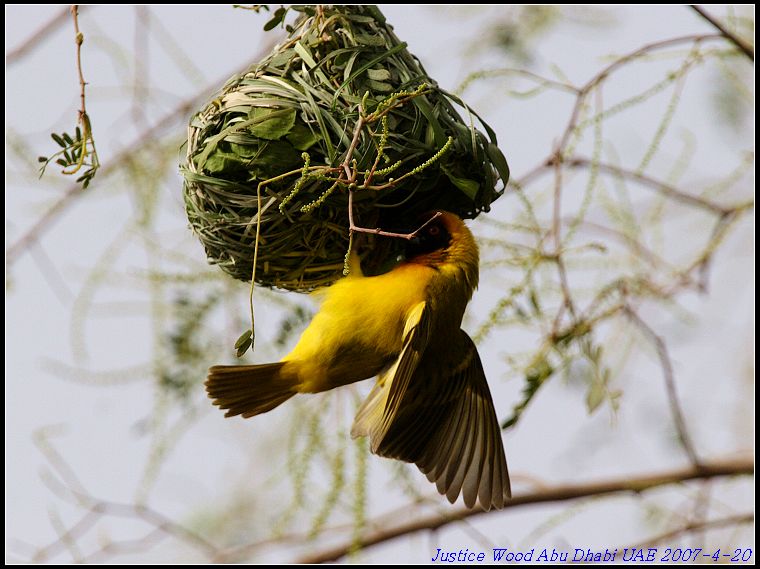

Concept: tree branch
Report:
left=32, top=493, right=220, bottom=563
left=690, top=5, right=754, bottom=61
left=558, top=33, right=723, bottom=152
left=566, top=157, right=734, bottom=216
left=519, top=155, right=738, bottom=217
left=298, top=458, right=753, bottom=563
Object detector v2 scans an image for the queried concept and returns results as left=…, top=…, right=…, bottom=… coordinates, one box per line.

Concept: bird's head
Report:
left=404, top=211, right=479, bottom=289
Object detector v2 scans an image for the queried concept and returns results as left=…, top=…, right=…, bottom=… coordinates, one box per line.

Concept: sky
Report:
left=6, top=5, right=754, bottom=563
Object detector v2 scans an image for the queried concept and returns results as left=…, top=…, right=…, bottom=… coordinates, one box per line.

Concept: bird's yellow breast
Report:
left=283, top=263, right=435, bottom=386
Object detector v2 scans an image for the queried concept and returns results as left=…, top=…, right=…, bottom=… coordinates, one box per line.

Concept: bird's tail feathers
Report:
left=206, top=363, right=297, bottom=418
left=350, top=377, right=388, bottom=442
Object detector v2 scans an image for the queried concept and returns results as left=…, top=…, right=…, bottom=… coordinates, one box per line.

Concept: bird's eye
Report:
left=428, top=225, right=440, bottom=236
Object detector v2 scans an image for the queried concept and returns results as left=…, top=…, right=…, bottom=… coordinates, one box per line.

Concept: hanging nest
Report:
left=182, top=5, right=509, bottom=292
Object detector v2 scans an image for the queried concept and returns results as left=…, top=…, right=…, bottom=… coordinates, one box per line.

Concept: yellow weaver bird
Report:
left=206, top=211, right=511, bottom=510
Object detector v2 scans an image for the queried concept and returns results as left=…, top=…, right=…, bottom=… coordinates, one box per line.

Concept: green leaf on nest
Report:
left=443, top=167, right=480, bottom=200
left=287, top=124, right=321, bottom=151
left=487, top=142, right=511, bottom=185
left=248, top=107, right=297, bottom=140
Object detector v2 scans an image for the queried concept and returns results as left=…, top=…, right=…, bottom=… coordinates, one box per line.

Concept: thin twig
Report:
left=624, top=308, right=701, bottom=467
left=46, top=508, right=85, bottom=563
left=80, top=528, right=167, bottom=564
left=516, top=155, right=737, bottom=217
left=558, top=33, right=723, bottom=151
left=342, top=115, right=365, bottom=182
left=6, top=6, right=77, bottom=66
left=71, top=6, right=87, bottom=123
left=567, top=157, right=733, bottom=216
left=32, top=511, right=99, bottom=562
left=247, top=180, right=262, bottom=351
left=298, top=458, right=752, bottom=563
left=6, top=54, right=277, bottom=265
left=630, top=512, right=753, bottom=548
left=33, top=426, right=91, bottom=505
left=32, top=492, right=221, bottom=563
left=690, top=5, right=754, bottom=61
left=344, top=110, right=442, bottom=241
left=458, top=67, right=581, bottom=96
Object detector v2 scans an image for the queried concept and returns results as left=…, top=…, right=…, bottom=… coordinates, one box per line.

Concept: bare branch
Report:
left=298, top=458, right=752, bottom=563
left=559, top=33, right=723, bottom=151
left=567, top=158, right=735, bottom=216
left=32, top=511, right=99, bottom=563
left=32, top=493, right=221, bottom=563
left=690, top=5, right=754, bottom=61
left=522, top=155, right=738, bottom=217
left=624, top=308, right=701, bottom=467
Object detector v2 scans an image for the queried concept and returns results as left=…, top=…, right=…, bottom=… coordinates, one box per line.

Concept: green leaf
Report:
left=205, top=139, right=301, bottom=178
left=37, top=156, right=48, bottom=163
left=286, top=124, right=321, bottom=151
left=365, top=5, right=386, bottom=23
left=344, top=14, right=378, bottom=23
left=226, top=139, right=264, bottom=157
left=486, top=142, right=511, bottom=186
left=263, top=7, right=286, bottom=31
left=586, top=380, right=605, bottom=413
left=366, top=68, right=392, bottom=81
left=248, top=107, right=297, bottom=140
left=62, top=132, right=74, bottom=145
left=333, top=41, right=408, bottom=105
left=235, top=329, right=253, bottom=349
left=366, top=79, right=393, bottom=92
left=51, top=133, right=66, bottom=147
left=252, top=140, right=302, bottom=175
left=355, top=33, right=385, bottom=47
left=443, top=168, right=480, bottom=201
left=236, top=333, right=253, bottom=357
left=294, top=41, right=318, bottom=68
left=411, top=94, right=447, bottom=147
left=203, top=148, right=248, bottom=175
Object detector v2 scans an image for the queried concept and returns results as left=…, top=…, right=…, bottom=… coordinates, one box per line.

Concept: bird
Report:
left=205, top=210, right=511, bottom=510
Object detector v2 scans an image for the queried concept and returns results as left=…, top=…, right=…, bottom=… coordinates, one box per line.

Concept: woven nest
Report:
left=182, top=5, right=509, bottom=292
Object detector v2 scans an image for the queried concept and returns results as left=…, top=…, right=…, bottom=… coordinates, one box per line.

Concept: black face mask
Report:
left=405, top=215, right=452, bottom=259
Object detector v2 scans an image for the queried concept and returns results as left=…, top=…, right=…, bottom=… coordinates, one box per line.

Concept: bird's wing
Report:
left=353, top=327, right=510, bottom=511
left=416, top=333, right=511, bottom=510
left=351, top=301, right=430, bottom=444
